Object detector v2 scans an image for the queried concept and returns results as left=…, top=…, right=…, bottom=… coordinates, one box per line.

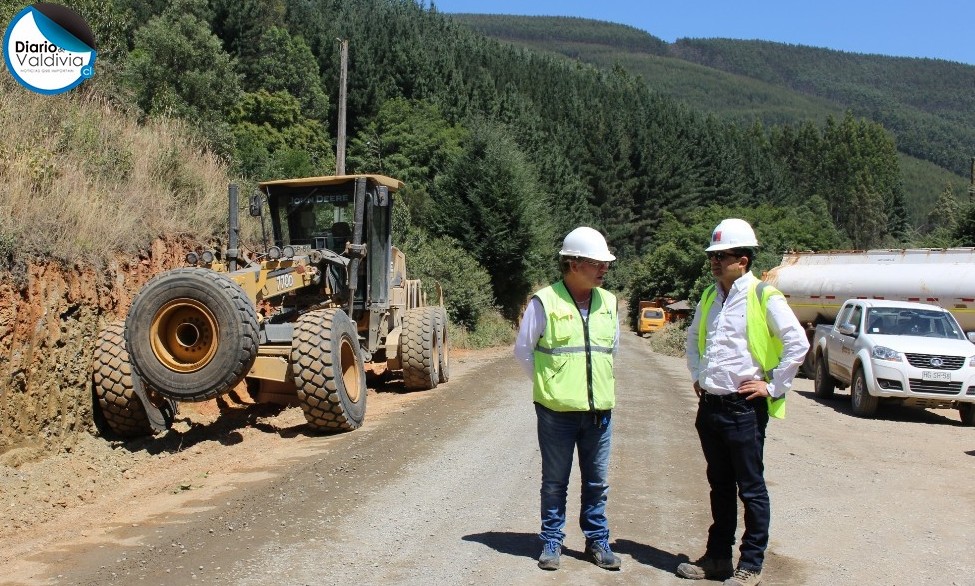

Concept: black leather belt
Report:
left=700, top=391, right=750, bottom=408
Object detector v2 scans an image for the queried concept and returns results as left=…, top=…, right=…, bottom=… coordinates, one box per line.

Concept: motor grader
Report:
left=92, top=174, right=448, bottom=437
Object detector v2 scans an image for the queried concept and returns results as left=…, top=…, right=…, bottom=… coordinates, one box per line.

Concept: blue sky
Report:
left=429, top=0, right=975, bottom=65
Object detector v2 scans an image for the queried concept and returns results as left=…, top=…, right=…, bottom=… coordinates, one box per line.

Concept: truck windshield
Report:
left=267, top=188, right=352, bottom=253
left=865, top=308, right=964, bottom=339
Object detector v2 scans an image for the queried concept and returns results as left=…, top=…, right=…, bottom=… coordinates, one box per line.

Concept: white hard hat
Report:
left=559, top=226, right=616, bottom=262
left=706, top=218, right=759, bottom=251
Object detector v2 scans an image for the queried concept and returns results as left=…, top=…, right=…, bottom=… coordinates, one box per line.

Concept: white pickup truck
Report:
left=811, top=299, right=975, bottom=425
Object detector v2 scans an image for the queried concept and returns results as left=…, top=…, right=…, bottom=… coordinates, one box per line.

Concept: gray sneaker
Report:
left=585, top=538, right=621, bottom=570
left=723, top=567, right=762, bottom=586
left=537, top=540, right=561, bottom=570
left=676, top=556, right=734, bottom=580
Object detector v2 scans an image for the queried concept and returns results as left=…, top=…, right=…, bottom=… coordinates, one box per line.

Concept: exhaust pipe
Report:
left=228, top=183, right=240, bottom=271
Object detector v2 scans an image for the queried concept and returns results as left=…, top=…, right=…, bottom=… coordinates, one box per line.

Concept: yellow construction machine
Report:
left=92, top=175, right=448, bottom=437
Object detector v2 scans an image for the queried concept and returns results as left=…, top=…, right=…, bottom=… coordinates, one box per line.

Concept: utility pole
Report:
left=970, top=156, right=974, bottom=203
left=335, top=38, right=349, bottom=176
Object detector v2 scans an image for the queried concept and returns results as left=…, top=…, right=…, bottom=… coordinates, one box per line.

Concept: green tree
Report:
left=818, top=112, right=902, bottom=248
left=209, top=0, right=285, bottom=63
left=230, top=90, right=333, bottom=178
left=920, top=183, right=962, bottom=247
left=927, top=183, right=960, bottom=233
left=347, top=98, right=467, bottom=223
left=400, top=231, right=495, bottom=330
left=123, top=0, right=240, bottom=150
left=243, top=26, right=329, bottom=121
left=431, top=120, right=555, bottom=317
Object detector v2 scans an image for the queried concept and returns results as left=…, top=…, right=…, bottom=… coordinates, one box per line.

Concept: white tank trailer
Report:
left=762, top=248, right=975, bottom=331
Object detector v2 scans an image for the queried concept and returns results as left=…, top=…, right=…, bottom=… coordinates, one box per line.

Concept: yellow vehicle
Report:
left=637, top=301, right=668, bottom=335
left=92, top=175, right=448, bottom=438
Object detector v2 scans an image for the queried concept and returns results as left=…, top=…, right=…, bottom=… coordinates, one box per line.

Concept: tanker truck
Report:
left=763, top=248, right=975, bottom=331
left=763, top=248, right=975, bottom=424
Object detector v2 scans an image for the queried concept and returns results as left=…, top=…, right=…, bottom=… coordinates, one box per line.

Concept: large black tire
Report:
left=851, top=366, right=879, bottom=417
left=800, top=345, right=816, bottom=379
left=292, top=308, right=367, bottom=432
left=433, top=306, right=450, bottom=384
left=125, top=268, right=259, bottom=401
left=813, top=353, right=836, bottom=398
left=92, top=322, right=170, bottom=437
left=959, top=403, right=975, bottom=426
left=401, top=306, right=440, bottom=390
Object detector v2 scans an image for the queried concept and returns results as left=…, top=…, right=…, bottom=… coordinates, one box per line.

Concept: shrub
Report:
left=649, top=322, right=689, bottom=358
left=450, top=308, right=516, bottom=349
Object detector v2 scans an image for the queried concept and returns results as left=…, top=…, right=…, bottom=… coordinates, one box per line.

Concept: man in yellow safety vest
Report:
left=680, top=218, right=809, bottom=586
left=514, top=226, right=621, bottom=572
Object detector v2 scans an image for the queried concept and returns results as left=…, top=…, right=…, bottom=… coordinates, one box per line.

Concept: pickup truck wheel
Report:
left=851, top=366, right=879, bottom=417
left=959, top=404, right=975, bottom=426
left=814, top=355, right=836, bottom=398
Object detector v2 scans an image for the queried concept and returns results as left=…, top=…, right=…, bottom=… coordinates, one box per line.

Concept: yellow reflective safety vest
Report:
left=532, top=281, right=617, bottom=412
left=697, top=280, right=787, bottom=419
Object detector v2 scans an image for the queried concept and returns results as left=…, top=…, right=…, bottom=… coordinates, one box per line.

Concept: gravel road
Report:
left=2, top=331, right=974, bottom=585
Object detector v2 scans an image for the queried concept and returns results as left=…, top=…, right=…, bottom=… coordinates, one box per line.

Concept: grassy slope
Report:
left=0, top=75, right=234, bottom=266
left=449, top=14, right=970, bottom=227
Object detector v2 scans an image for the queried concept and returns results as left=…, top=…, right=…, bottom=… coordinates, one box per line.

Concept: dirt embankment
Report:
left=0, top=238, right=196, bottom=464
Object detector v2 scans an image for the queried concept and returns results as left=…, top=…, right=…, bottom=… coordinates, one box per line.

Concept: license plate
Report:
left=921, top=370, right=952, bottom=382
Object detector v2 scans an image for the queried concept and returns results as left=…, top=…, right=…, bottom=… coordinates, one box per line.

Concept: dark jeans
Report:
left=535, top=403, right=613, bottom=545
left=695, top=393, right=770, bottom=571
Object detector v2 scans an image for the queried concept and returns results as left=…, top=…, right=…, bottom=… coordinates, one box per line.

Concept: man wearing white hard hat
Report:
left=514, top=226, right=621, bottom=572
left=681, top=219, right=808, bottom=586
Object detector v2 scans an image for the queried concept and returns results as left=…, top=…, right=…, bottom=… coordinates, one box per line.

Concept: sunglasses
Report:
left=575, top=258, right=611, bottom=270
left=706, top=250, right=744, bottom=261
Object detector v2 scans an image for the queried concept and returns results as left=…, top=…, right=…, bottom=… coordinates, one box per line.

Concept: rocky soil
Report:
left=0, top=239, right=196, bottom=463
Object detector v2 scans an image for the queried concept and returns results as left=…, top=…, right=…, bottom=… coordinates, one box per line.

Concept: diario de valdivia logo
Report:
left=3, top=3, right=96, bottom=94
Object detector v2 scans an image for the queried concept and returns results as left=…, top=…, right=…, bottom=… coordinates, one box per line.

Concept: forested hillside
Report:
left=3, top=0, right=973, bottom=327
left=449, top=14, right=974, bottom=229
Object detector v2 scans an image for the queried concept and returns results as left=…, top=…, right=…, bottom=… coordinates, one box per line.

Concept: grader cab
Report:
left=92, top=175, right=448, bottom=438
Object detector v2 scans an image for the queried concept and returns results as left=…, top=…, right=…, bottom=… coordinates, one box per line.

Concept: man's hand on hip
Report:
left=738, top=380, right=769, bottom=400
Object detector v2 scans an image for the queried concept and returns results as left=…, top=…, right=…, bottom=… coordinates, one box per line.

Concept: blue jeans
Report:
left=695, top=394, right=770, bottom=571
left=535, top=403, right=613, bottom=545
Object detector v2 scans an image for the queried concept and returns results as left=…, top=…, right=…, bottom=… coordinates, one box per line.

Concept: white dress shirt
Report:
left=686, top=272, right=809, bottom=398
left=514, top=296, right=621, bottom=378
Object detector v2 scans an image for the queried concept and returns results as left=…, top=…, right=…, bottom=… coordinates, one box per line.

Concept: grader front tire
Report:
left=291, top=309, right=367, bottom=432
left=125, top=268, right=259, bottom=402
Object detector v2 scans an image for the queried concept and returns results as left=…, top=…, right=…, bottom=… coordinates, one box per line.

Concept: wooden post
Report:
left=336, top=38, right=348, bottom=176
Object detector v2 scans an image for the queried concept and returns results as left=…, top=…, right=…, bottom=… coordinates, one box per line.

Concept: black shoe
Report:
left=585, top=538, right=621, bottom=570
left=676, top=556, right=734, bottom=580
left=538, top=540, right=561, bottom=570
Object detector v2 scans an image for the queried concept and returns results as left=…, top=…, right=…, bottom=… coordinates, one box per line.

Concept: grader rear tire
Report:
left=92, top=322, right=169, bottom=437
left=402, top=307, right=441, bottom=390
left=125, top=268, right=259, bottom=401
left=434, top=306, right=450, bottom=384
left=291, top=309, right=367, bottom=432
